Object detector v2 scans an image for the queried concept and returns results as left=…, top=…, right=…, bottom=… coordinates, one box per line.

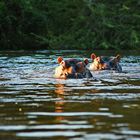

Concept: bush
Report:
left=0, top=0, right=139, bottom=50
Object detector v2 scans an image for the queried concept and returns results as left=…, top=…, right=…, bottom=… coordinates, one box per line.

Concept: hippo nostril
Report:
left=65, top=72, right=68, bottom=76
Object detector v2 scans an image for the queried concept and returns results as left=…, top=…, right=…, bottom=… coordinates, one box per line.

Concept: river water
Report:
left=0, top=50, right=140, bottom=140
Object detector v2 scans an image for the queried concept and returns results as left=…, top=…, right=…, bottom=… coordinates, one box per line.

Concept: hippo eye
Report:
left=96, top=57, right=100, bottom=62
left=60, top=61, right=65, bottom=65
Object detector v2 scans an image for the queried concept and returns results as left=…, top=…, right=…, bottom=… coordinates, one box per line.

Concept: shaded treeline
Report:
left=0, top=0, right=140, bottom=50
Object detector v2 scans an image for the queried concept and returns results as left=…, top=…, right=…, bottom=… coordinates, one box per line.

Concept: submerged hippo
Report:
left=89, top=53, right=122, bottom=72
left=54, top=57, right=93, bottom=79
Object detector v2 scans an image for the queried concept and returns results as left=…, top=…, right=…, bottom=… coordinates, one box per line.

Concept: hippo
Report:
left=89, top=53, right=122, bottom=72
left=54, top=57, right=93, bottom=79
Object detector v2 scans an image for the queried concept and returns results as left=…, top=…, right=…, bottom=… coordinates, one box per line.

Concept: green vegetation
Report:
left=0, top=0, right=140, bottom=50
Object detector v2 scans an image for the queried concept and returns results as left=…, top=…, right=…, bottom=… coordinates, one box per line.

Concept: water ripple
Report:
left=26, top=112, right=123, bottom=118
left=17, top=131, right=85, bottom=138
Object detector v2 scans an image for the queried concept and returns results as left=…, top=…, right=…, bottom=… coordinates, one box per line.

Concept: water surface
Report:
left=0, top=50, right=140, bottom=140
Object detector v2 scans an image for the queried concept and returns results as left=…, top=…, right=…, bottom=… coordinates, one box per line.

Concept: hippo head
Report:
left=108, top=54, right=122, bottom=72
left=90, top=53, right=110, bottom=70
left=54, top=57, right=92, bottom=79
left=90, top=53, right=122, bottom=72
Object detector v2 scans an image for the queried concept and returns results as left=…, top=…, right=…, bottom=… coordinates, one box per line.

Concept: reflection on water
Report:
left=54, top=84, right=65, bottom=121
left=0, top=50, right=140, bottom=140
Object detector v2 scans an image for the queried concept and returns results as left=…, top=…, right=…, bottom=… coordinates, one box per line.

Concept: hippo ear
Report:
left=57, top=57, right=63, bottom=64
left=112, top=54, right=121, bottom=64
left=84, top=58, right=89, bottom=65
left=116, top=54, right=121, bottom=62
left=91, top=53, right=96, bottom=60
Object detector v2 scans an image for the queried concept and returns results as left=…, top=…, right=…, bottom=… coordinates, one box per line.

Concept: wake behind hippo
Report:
left=54, top=57, right=93, bottom=79
left=89, top=53, right=122, bottom=72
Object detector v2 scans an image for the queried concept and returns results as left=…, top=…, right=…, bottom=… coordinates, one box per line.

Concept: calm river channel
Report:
left=0, top=50, right=140, bottom=140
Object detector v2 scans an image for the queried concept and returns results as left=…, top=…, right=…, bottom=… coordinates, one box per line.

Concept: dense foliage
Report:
left=0, top=0, right=140, bottom=50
